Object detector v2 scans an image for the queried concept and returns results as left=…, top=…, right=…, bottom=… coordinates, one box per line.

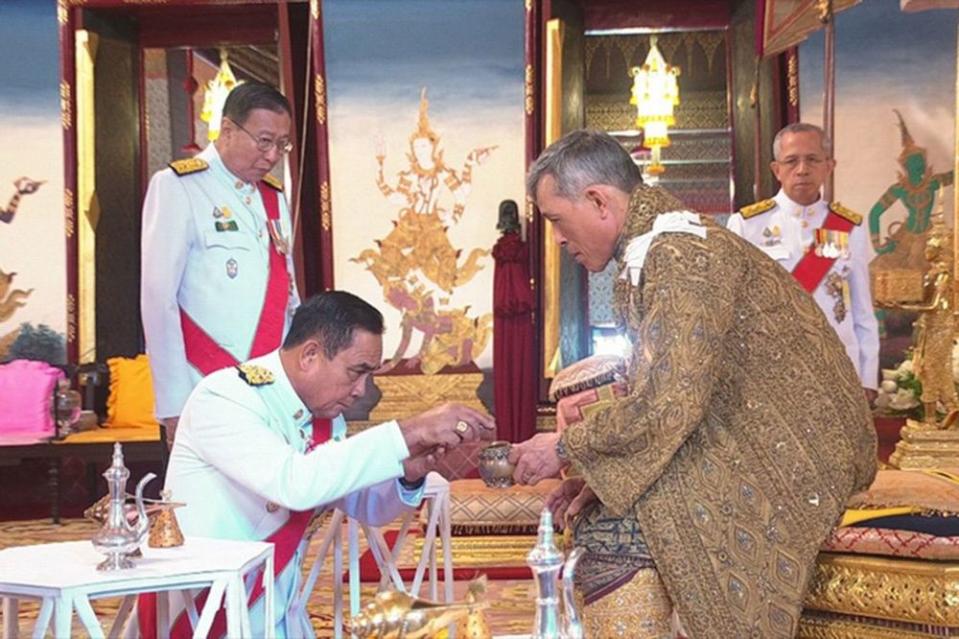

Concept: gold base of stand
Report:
left=888, top=419, right=959, bottom=471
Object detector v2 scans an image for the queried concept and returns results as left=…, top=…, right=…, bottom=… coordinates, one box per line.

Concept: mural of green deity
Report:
left=869, top=110, right=952, bottom=269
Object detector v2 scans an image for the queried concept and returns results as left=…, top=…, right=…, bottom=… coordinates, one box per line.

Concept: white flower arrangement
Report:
left=874, top=339, right=959, bottom=418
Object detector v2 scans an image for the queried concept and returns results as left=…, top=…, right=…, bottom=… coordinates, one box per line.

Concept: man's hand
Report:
left=398, top=402, right=495, bottom=458
left=402, top=447, right=446, bottom=483
left=546, top=477, right=597, bottom=526
left=161, top=416, right=180, bottom=451
left=509, top=432, right=563, bottom=486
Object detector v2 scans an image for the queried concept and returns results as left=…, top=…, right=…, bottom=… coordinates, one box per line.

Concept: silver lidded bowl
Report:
left=478, top=440, right=515, bottom=488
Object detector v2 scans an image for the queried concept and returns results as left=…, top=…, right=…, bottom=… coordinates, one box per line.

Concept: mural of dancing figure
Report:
left=0, top=269, right=32, bottom=323
left=1, top=177, right=44, bottom=224
left=869, top=110, right=952, bottom=263
left=352, top=88, right=494, bottom=374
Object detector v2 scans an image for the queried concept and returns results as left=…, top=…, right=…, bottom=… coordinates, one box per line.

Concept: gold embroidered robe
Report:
left=562, top=185, right=877, bottom=638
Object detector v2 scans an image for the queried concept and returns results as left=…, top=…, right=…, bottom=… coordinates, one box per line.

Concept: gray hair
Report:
left=772, top=122, right=832, bottom=160
left=526, top=129, right=642, bottom=200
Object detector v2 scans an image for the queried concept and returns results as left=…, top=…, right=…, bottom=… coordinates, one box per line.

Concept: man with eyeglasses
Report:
left=141, top=81, right=299, bottom=447
left=727, top=123, right=879, bottom=401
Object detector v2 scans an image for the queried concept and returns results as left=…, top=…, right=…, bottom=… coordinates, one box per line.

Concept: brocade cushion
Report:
left=434, top=477, right=562, bottom=536
left=821, top=526, right=959, bottom=560
left=845, top=469, right=959, bottom=514
left=833, top=469, right=959, bottom=558
left=549, top=354, right=628, bottom=432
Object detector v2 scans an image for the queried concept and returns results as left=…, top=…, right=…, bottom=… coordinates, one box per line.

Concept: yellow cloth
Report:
left=56, top=424, right=161, bottom=444
left=840, top=506, right=921, bottom=527
left=105, top=354, right=159, bottom=429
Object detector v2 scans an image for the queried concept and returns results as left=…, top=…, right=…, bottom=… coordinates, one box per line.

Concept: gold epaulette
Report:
left=738, top=198, right=777, bottom=219
left=168, top=158, right=209, bottom=176
left=261, top=174, right=283, bottom=191
left=236, top=363, right=275, bottom=386
left=829, top=201, right=863, bottom=225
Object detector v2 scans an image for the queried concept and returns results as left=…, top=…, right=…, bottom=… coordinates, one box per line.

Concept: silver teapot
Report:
left=91, top=443, right=156, bottom=571
left=528, top=508, right=584, bottom=639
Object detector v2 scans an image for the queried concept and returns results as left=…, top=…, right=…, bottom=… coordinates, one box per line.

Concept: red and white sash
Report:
left=179, top=181, right=289, bottom=376
left=790, top=206, right=855, bottom=293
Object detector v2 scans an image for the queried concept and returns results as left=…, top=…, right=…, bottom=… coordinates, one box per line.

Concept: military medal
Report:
left=213, top=206, right=238, bottom=231
left=762, top=224, right=781, bottom=247
left=825, top=270, right=848, bottom=322
left=226, top=258, right=238, bottom=279
left=267, top=220, right=290, bottom=255
left=814, top=229, right=849, bottom=259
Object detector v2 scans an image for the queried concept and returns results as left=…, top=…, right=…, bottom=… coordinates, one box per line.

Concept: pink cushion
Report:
left=0, top=359, right=64, bottom=439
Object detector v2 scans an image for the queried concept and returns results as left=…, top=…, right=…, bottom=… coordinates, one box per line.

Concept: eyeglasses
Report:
left=229, top=118, right=294, bottom=155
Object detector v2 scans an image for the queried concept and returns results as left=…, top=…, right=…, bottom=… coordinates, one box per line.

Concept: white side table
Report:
left=0, top=537, right=274, bottom=639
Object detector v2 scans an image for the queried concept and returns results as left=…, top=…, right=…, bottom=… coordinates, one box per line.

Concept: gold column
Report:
left=76, top=30, right=98, bottom=363
left=954, top=17, right=959, bottom=315
left=543, top=18, right=563, bottom=377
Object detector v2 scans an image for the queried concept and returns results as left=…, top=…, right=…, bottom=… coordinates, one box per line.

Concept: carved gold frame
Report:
left=76, top=30, right=98, bottom=363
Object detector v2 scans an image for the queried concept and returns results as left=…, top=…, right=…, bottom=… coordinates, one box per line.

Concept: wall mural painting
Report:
left=353, top=89, right=496, bottom=374
left=0, top=0, right=66, bottom=362
left=799, top=0, right=956, bottom=372
left=326, top=0, right=526, bottom=379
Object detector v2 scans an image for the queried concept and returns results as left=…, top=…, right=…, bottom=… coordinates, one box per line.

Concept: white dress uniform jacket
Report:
left=727, top=189, right=879, bottom=389
left=165, top=350, right=422, bottom=638
left=141, top=144, right=300, bottom=419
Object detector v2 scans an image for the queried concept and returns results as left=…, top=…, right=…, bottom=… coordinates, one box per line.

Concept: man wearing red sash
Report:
left=727, top=123, right=879, bottom=399
left=141, top=82, right=299, bottom=448
left=141, top=292, right=495, bottom=638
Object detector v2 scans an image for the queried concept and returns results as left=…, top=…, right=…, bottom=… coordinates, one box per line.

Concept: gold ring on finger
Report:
left=455, top=420, right=470, bottom=434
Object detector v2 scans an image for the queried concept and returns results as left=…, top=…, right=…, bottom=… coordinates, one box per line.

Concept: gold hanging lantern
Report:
left=630, top=36, right=680, bottom=176
left=200, top=49, right=243, bottom=142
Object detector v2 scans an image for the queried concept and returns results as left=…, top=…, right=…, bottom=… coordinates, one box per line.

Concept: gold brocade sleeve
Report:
left=563, top=232, right=744, bottom=517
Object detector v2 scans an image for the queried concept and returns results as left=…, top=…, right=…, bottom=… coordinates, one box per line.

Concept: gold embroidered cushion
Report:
left=845, top=469, right=959, bottom=514
left=821, top=526, right=959, bottom=560
left=432, top=478, right=562, bottom=535
left=549, top=354, right=628, bottom=432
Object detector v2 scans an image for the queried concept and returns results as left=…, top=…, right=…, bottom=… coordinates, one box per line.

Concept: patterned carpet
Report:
left=0, top=518, right=537, bottom=638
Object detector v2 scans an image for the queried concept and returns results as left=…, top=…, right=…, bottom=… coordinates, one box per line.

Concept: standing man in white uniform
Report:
left=727, top=123, right=879, bottom=399
left=141, top=81, right=299, bottom=447
left=138, top=291, right=495, bottom=638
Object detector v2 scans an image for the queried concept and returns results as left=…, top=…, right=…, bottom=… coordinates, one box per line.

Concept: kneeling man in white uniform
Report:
left=140, top=291, right=494, bottom=638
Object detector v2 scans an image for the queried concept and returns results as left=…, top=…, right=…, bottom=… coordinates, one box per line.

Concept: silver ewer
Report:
left=91, top=443, right=156, bottom=571
left=527, top=508, right=584, bottom=639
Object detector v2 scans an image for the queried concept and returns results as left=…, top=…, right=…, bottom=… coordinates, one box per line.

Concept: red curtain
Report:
left=493, top=232, right=536, bottom=442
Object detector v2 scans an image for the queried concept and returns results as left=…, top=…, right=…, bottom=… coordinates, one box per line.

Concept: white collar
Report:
left=619, top=210, right=706, bottom=286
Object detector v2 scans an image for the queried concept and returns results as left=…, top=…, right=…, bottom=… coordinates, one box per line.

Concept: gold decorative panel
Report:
left=798, top=610, right=958, bottom=639
left=369, top=372, right=485, bottom=422
left=803, top=553, right=959, bottom=627
left=413, top=534, right=532, bottom=568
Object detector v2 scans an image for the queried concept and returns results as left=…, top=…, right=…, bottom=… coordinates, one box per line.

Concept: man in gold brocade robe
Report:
left=510, top=130, right=877, bottom=638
